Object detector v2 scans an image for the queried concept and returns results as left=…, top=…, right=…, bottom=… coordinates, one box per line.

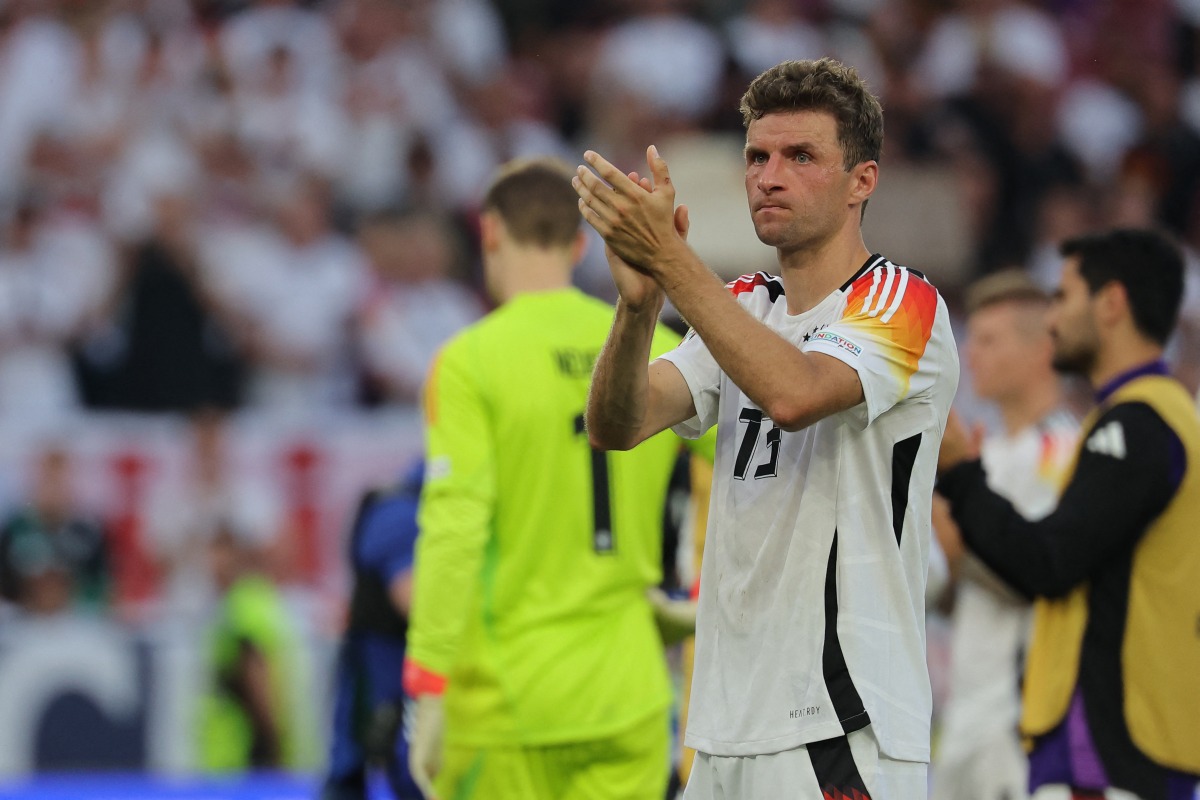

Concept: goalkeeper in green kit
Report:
left=403, top=158, right=698, bottom=800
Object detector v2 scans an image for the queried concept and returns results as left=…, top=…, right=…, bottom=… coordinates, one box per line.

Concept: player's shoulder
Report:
left=841, top=255, right=941, bottom=323
left=726, top=271, right=785, bottom=304
left=1091, top=398, right=1175, bottom=436
left=430, top=321, right=478, bottom=367
left=1025, top=411, right=1080, bottom=479
left=1077, top=399, right=1188, bottom=474
left=423, top=315, right=493, bottom=396
left=1037, top=409, right=1081, bottom=441
left=443, top=296, right=531, bottom=351
left=844, top=255, right=937, bottom=300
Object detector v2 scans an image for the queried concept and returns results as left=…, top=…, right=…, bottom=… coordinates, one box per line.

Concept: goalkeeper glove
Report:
left=403, top=658, right=447, bottom=800
left=646, top=587, right=697, bottom=646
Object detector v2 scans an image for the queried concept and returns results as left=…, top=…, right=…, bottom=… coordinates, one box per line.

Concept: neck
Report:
left=997, top=376, right=1061, bottom=436
left=490, top=245, right=574, bottom=304
left=775, top=229, right=871, bottom=315
left=1087, top=335, right=1164, bottom=392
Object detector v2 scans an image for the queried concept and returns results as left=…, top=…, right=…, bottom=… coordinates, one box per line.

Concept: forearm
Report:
left=586, top=298, right=662, bottom=450
left=937, top=461, right=1046, bottom=598
left=407, top=498, right=489, bottom=677
left=657, top=250, right=850, bottom=430
left=938, top=446, right=1167, bottom=599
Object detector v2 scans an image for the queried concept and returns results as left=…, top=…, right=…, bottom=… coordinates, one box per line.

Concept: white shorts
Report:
left=683, top=726, right=927, bottom=800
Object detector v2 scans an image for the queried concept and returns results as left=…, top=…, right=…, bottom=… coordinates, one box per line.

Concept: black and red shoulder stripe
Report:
left=726, top=271, right=785, bottom=303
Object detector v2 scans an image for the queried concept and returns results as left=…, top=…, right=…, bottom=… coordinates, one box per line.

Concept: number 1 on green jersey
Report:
left=574, top=414, right=614, bottom=553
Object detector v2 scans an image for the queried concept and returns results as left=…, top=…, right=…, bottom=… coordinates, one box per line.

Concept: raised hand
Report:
left=600, top=170, right=690, bottom=312
left=573, top=146, right=686, bottom=275
left=937, top=409, right=981, bottom=476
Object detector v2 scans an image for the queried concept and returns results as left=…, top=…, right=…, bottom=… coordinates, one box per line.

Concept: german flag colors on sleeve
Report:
left=803, top=264, right=940, bottom=426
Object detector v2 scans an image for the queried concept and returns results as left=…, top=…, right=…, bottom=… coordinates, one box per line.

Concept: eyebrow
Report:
left=743, top=142, right=820, bottom=159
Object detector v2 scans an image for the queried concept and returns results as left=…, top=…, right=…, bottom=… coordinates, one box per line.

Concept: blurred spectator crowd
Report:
left=0, top=0, right=1198, bottom=613
left=0, top=0, right=1200, bottom=426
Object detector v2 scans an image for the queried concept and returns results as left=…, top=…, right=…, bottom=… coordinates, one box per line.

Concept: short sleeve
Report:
left=803, top=265, right=939, bottom=426
left=659, top=328, right=721, bottom=439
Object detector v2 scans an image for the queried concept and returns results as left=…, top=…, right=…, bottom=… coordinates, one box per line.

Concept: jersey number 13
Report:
left=735, top=407, right=781, bottom=480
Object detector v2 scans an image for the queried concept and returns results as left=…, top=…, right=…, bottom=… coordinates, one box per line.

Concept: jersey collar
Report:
left=838, top=253, right=885, bottom=293
left=1094, top=359, right=1170, bottom=404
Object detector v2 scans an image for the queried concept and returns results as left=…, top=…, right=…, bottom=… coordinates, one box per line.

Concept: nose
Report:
left=1046, top=302, right=1062, bottom=336
left=755, top=155, right=784, bottom=194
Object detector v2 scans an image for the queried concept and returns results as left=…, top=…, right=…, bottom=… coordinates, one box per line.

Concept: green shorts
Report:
left=436, top=708, right=670, bottom=800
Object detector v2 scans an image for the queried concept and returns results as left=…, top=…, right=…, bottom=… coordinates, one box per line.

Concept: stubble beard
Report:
left=753, top=214, right=829, bottom=256
left=1051, top=338, right=1096, bottom=376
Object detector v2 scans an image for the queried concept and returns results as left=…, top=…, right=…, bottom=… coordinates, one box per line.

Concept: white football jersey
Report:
left=661, top=256, right=959, bottom=762
left=937, top=412, right=1078, bottom=762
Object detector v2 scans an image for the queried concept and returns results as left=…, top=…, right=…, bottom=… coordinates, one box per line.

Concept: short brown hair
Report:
left=966, top=269, right=1050, bottom=316
left=740, top=58, right=883, bottom=171
left=482, top=158, right=580, bottom=248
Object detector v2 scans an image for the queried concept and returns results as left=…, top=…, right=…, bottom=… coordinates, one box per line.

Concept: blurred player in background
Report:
left=196, top=523, right=309, bottom=772
left=321, top=461, right=424, bottom=800
left=404, top=158, right=693, bottom=800
left=938, top=229, right=1200, bottom=800
left=578, top=58, right=958, bottom=798
left=931, top=271, right=1077, bottom=800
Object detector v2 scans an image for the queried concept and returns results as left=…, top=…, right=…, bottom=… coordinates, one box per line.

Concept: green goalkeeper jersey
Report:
left=409, top=287, right=683, bottom=746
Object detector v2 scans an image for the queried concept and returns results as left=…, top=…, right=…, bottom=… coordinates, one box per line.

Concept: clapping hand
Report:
left=937, top=409, right=983, bottom=476
left=573, top=146, right=690, bottom=305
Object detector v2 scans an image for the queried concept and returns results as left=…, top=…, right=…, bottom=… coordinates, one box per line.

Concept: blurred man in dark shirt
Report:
left=938, top=229, right=1200, bottom=800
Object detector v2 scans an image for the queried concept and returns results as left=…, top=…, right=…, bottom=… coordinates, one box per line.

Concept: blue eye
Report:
left=795, top=153, right=810, bottom=164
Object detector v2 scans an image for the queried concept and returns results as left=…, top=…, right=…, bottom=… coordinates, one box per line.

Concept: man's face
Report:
left=966, top=301, right=1051, bottom=401
left=744, top=110, right=860, bottom=252
left=1050, top=256, right=1101, bottom=375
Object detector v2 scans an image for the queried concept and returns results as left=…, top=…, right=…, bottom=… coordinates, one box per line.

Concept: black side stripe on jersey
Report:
left=823, top=532, right=870, bottom=733
left=890, top=433, right=923, bottom=546
left=839, top=253, right=886, bottom=292
left=808, top=734, right=873, bottom=800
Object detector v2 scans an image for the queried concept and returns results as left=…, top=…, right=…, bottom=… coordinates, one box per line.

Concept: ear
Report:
left=849, top=160, right=878, bottom=207
left=1037, top=325, right=1057, bottom=365
left=570, top=229, right=589, bottom=265
left=1094, top=280, right=1130, bottom=328
left=480, top=211, right=502, bottom=253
